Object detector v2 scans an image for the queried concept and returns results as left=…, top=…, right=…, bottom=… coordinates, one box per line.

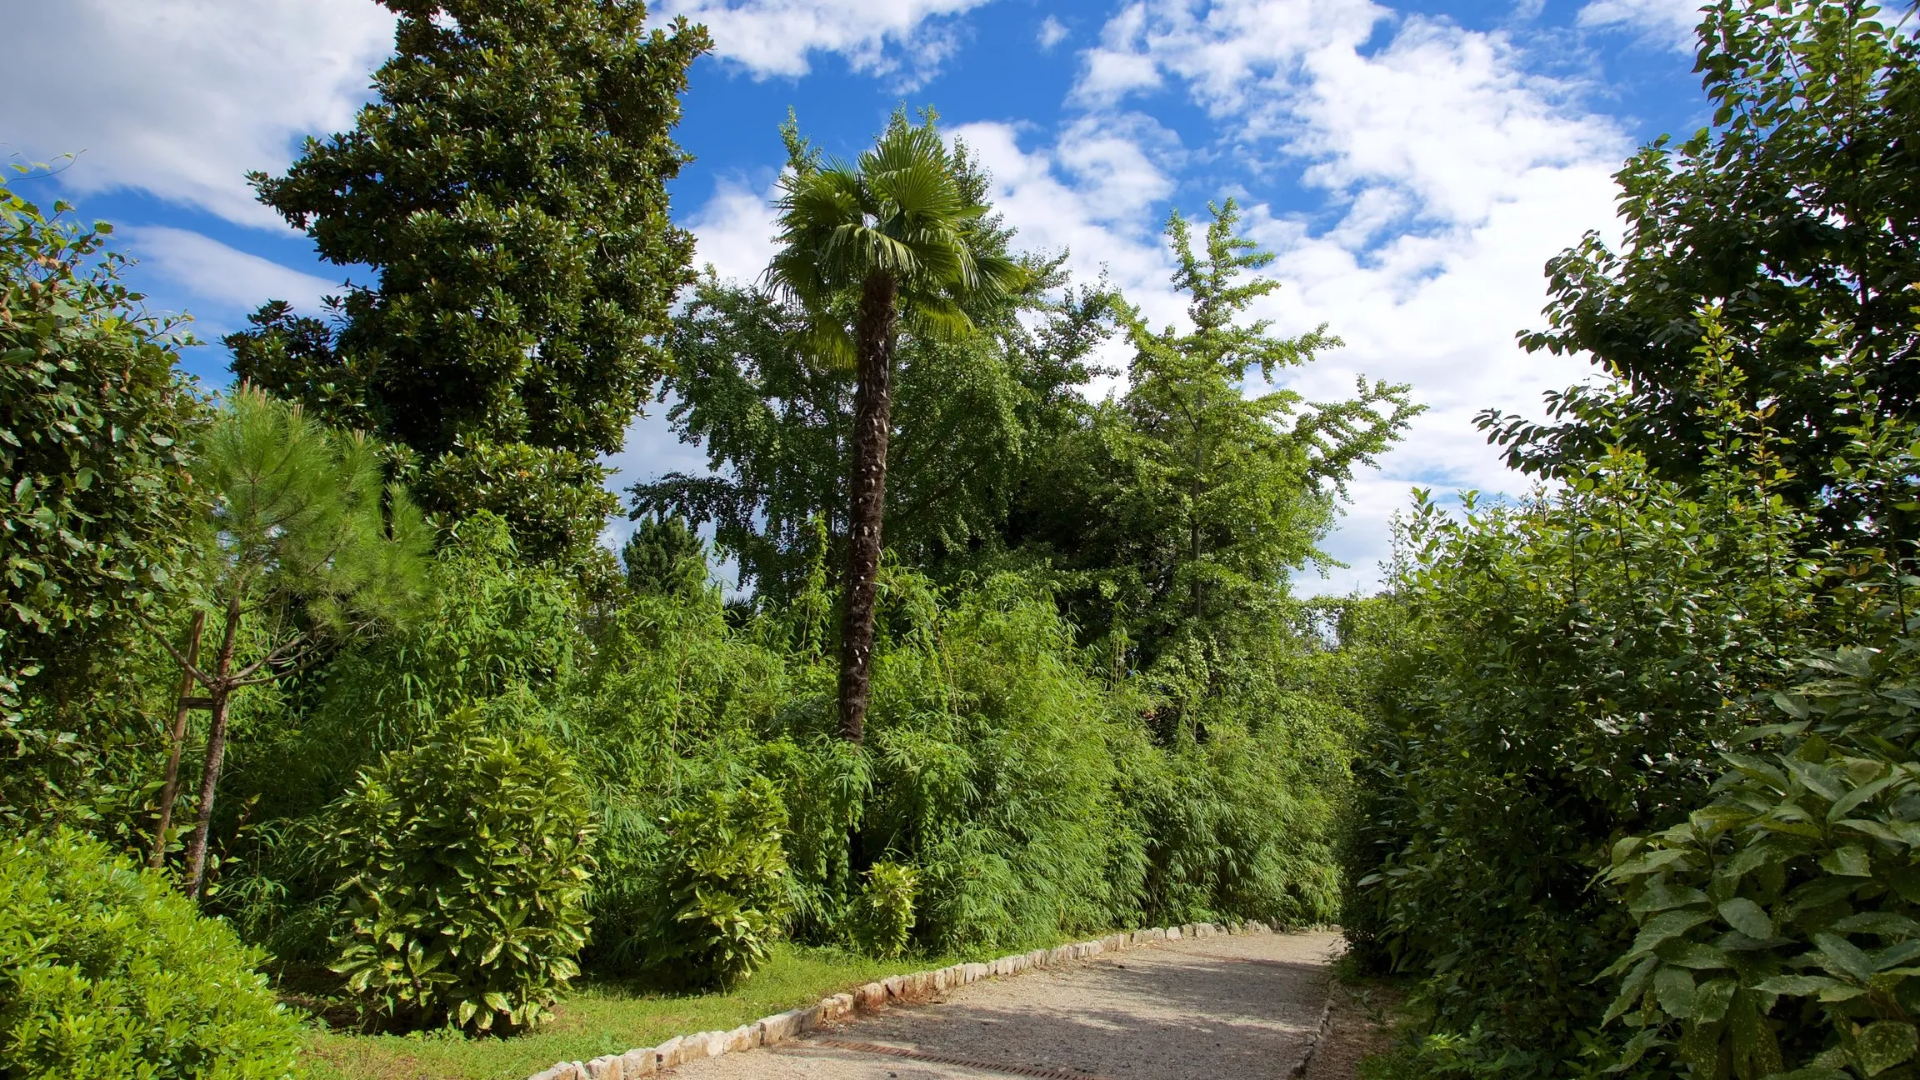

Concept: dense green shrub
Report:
left=327, top=713, right=595, bottom=1033
left=848, top=861, right=918, bottom=957
left=1604, top=633, right=1920, bottom=1079
left=1346, top=435, right=1812, bottom=1060
left=864, top=573, right=1131, bottom=952
left=0, top=829, right=300, bottom=1078
left=1, top=172, right=203, bottom=825
left=653, top=778, right=793, bottom=987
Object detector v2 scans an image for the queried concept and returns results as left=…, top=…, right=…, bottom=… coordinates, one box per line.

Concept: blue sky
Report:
left=5, top=0, right=1709, bottom=593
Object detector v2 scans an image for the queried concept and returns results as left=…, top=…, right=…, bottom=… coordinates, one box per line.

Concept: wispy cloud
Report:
left=1038, top=15, right=1071, bottom=50
left=2, top=0, right=395, bottom=228
left=1578, top=0, right=1704, bottom=52
left=658, top=0, right=996, bottom=85
left=122, top=226, right=340, bottom=313
left=1057, top=0, right=1634, bottom=593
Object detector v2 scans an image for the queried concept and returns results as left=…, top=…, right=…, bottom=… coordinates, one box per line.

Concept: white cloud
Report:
left=121, top=226, right=340, bottom=313
left=1578, top=0, right=1702, bottom=52
left=950, top=117, right=1184, bottom=389
left=1058, top=0, right=1637, bottom=594
left=1038, top=15, right=1071, bottom=50
left=685, top=178, right=782, bottom=286
left=658, top=0, right=994, bottom=84
left=1, top=0, right=396, bottom=228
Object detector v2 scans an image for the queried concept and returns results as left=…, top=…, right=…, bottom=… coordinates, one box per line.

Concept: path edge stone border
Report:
left=528, top=920, right=1279, bottom=1080
left=1287, top=996, right=1337, bottom=1078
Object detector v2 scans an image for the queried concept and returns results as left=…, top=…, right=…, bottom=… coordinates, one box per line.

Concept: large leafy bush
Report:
left=0, top=172, right=202, bottom=824
left=327, top=714, right=595, bottom=1032
left=1346, top=410, right=1812, bottom=1059
left=653, top=778, right=793, bottom=988
left=1605, top=635, right=1920, bottom=1079
left=0, top=829, right=300, bottom=1078
left=848, top=860, right=918, bottom=958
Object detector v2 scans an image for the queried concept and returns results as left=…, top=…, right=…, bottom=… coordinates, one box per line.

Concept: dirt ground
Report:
left=669, top=929, right=1345, bottom=1080
left=1303, top=976, right=1402, bottom=1080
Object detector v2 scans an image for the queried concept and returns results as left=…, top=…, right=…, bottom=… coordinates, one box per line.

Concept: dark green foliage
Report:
left=1604, top=640, right=1920, bottom=1079
left=327, top=712, right=595, bottom=1033
left=622, top=514, right=707, bottom=598
left=0, top=172, right=202, bottom=687
left=161, top=386, right=433, bottom=896
left=0, top=172, right=202, bottom=822
left=0, top=828, right=300, bottom=1078
left=1346, top=352, right=1817, bottom=1058
left=1591, top=388, right=1920, bottom=1078
left=861, top=574, right=1131, bottom=951
left=299, top=514, right=574, bottom=751
left=848, top=861, right=917, bottom=958
left=1486, top=0, right=1920, bottom=524
left=655, top=778, right=794, bottom=988
left=202, top=518, right=578, bottom=958
left=1347, top=4, right=1920, bottom=1066
left=635, top=268, right=1104, bottom=605
left=228, top=0, right=711, bottom=565
left=545, top=564, right=1351, bottom=975
left=1348, top=303, right=1920, bottom=1077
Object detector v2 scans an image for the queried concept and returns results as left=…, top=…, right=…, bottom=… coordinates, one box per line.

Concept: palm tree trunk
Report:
left=150, top=610, right=207, bottom=869
left=838, top=271, right=898, bottom=743
left=183, top=594, right=241, bottom=898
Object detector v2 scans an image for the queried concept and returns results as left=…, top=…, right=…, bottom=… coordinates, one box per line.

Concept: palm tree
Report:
left=765, top=113, right=1019, bottom=743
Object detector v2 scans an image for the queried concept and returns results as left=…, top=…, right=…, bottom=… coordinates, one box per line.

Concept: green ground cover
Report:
left=303, top=940, right=1024, bottom=1080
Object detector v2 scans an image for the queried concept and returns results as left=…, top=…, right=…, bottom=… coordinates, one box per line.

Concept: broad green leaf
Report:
left=1655, top=964, right=1696, bottom=1018
left=1856, top=1021, right=1919, bottom=1076
left=1813, top=932, right=1875, bottom=982
left=1718, top=897, right=1773, bottom=940
left=1818, top=844, right=1872, bottom=876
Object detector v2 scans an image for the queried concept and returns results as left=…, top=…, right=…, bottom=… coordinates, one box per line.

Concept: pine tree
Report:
left=150, top=387, right=430, bottom=897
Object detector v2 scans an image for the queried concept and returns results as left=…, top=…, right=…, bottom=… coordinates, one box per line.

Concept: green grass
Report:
left=302, top=942, right=1009, bottom=1080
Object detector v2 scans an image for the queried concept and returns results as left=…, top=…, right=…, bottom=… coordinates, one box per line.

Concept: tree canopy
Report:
left=1485, top=0, right=1920, bottom=523
left=226, top=0, right=710, bottom=565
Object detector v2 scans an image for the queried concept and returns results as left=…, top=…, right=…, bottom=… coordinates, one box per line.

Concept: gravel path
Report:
left=671, top=930, right=1344, bottom=1080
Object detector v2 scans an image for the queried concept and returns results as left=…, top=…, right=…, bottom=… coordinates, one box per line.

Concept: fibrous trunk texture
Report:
left=838, top=271, right=898, bottom=744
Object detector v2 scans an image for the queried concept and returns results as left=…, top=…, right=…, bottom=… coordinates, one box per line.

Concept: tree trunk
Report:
left=182, top=596, right=241, bottom=898
left=150, top=610, right=206, bottom=869
left=837, top=271, right=898, bottom=744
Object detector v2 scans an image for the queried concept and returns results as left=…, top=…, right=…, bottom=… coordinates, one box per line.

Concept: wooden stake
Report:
left=150, top=610, right=206, bottom=870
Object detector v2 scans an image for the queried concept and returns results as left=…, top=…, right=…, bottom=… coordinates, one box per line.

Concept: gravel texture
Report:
left=669, top=929, right=1344, bottom=1080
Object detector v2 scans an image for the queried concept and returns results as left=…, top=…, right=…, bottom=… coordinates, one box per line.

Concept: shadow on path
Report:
left=673, top=930, right=1342, bottom=1080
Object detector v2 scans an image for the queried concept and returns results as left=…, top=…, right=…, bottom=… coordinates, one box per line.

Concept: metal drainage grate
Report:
left=816, top=1039, right=1113, bottom=1080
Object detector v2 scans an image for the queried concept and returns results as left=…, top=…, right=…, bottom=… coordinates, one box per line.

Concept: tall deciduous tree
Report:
left=1486, top=0, right=1920, bottom=523
left=1013, top=202, right=1419, bottom=665
left=763, top=113, right=1021, bottom=743
left=153, top=387, right=430, bottom=898
left=225, top=0, right=710, bottom=566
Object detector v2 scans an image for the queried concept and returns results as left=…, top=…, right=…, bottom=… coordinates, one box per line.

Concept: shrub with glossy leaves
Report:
left=1, top=170, right=203, bottom=823
left=848, top=860, right=918, bottom=957
left=1604, top=637, right=1920, bottom=1079
left=327, top=712, right=595, bottom=1033
left=656, top=777, right=793, bottom=987
left=0, top=828, right=299, bottom=1078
